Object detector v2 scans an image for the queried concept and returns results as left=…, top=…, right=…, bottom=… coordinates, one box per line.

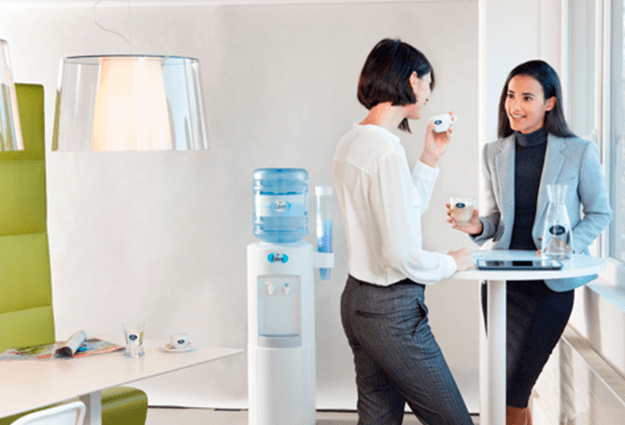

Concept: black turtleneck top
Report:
left=509, top=127, right=548, bottom=250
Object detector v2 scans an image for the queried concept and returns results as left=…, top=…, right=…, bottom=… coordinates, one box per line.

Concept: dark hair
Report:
left=498, top=60, right=576, bottom=139
left=357, top=38, right=435, bottom=133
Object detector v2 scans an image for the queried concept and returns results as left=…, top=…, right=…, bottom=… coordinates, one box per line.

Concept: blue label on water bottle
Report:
left=255, top=194, right=306, bottom=217
left=271, top=200, right=290, bottom=212
left=267, top=253, right=289, bottom=264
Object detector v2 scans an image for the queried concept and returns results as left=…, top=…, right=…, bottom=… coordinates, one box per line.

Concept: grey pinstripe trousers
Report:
left=341, top=275, right=474, bottom=425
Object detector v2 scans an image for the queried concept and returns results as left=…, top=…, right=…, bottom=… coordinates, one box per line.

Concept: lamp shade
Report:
left=0, top=39, right=24, bottom=152
left=52, top=55, right=210, bottom=151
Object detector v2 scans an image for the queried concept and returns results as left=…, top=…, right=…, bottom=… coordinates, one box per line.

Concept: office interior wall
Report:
left=0, top=1, right=480, bottom=410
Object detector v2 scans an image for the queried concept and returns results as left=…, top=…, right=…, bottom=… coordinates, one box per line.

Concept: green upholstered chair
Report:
left=0, top=83, right=148, bottom=425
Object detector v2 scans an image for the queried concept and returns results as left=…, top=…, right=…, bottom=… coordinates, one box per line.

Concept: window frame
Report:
left=565, top=0, right=625, bottom=287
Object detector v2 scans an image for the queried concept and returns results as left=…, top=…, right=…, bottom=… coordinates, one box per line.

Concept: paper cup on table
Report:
left=170, top=333, right=191, bottom=349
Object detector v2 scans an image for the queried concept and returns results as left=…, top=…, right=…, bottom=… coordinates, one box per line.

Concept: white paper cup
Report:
left=430, top=113, right=458, bottom=133
left=450, top=197, right=475, bottom=225
left=170, top=333, right=191, bottom=349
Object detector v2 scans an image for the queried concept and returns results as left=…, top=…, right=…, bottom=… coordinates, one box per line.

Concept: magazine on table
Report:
left=0, top=330, right=124, bottom=361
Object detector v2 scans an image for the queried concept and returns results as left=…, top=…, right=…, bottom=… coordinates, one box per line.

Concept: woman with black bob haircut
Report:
left=448, top=59, right=612, bottom=424
left=334, top=38, right=474, bottom=425
left=357, top=39, right=435, bottom=133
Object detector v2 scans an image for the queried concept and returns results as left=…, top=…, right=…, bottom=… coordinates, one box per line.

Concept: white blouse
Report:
left=332, top=124, right=457, bottom=286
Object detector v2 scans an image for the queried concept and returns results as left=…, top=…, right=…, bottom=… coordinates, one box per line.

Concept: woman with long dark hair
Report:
left=333, top=38, right=474, bottom=425
left=448, top=60, right=612, bottom=424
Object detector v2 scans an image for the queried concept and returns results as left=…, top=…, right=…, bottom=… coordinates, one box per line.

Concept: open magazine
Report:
left=0, top=330, right=124, bottom=361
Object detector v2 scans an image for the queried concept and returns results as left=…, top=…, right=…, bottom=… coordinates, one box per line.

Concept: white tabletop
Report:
left=453, top=250, right=607, bottom=281
left=0, top=340, right=243, bottom=418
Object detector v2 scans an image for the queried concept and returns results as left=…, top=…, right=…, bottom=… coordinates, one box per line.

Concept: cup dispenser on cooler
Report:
left=248, top=168, right=334, bottom=425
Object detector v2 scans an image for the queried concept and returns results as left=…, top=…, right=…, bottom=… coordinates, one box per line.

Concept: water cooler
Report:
left=247, top=169, right=333, bottom=425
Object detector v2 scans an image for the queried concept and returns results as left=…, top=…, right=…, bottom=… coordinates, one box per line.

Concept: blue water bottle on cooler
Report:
left=315, top=186, right=333, bottom=280
left=253, top=168, right=308, bottom=243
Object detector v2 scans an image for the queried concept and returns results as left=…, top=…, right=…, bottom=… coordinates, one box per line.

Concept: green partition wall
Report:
left=0, top=83, right=148, bottom=425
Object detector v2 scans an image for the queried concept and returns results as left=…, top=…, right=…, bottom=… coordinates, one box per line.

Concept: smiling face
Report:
left=505, top=75, right=556, bottom=134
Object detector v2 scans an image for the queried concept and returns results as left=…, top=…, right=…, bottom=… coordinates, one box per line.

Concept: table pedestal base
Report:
left=480, top=279, right=506, bottom=425
left=79, top=391, right=102, bottom=425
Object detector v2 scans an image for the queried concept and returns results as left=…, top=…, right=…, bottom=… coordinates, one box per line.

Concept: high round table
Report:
left=453, top=250, right=606, bottom=425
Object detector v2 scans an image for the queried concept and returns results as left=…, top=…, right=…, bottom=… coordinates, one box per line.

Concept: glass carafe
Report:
left=541, top=184, right=574, bottom=258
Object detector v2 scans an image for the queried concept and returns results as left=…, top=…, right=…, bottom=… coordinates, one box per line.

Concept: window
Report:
left=608, top=0, right=625, bottom=263
left=567, top=0, right=625, bottom=273
left=566, top=0, right=598, bottom=144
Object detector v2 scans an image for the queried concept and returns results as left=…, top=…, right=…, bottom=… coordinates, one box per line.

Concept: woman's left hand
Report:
left=420, top=112, right=453, bottom=167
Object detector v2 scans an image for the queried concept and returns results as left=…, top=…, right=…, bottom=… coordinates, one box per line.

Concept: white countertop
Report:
left=0, top=340, right=243, bottom=418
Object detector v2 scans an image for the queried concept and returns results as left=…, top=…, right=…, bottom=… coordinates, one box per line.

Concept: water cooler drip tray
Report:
left=258, top=334, right=302, bottom=348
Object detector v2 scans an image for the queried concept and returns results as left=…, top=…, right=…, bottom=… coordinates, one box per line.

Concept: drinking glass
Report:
left=123, top=322, right=145, bottom=357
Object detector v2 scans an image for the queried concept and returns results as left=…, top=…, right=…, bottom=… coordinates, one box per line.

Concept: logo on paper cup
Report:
left=455, top=202, right=466, bottom=209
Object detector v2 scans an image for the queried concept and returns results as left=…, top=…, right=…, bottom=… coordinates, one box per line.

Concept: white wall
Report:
left=0, top=0, right=480, bottom=411
left=479, top=0, right=562, bottom=150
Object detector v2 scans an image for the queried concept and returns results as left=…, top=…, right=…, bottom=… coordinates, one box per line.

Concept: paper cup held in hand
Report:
left=450, top=197, right=475, bottom=225
left=430, top=113, right=458, bottom=133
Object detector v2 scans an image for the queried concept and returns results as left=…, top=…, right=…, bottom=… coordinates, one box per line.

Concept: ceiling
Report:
left=0, top=0, right=405, bottom=7
left=0, top=0, right=280, bottom=7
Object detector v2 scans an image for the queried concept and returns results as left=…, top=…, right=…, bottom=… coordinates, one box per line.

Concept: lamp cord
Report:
left=92, top=0, right=132, bottom=52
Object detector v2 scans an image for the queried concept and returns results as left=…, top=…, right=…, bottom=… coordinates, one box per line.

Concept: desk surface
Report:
left=0, top=340, right=243, bottom=418
left=453, top=250, right=607, bottom=281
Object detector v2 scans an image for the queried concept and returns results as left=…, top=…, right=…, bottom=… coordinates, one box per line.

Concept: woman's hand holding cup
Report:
left=446, top=202, right=483, bottom=235
left=420, top=112, right=454, bottom=167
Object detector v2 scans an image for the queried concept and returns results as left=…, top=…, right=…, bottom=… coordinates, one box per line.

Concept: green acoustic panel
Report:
left=102, top=387, right=149, bottom=425
left=0, top=306, right=55, bottom=353
left=0, top=161, right=46, bottom=236
left=0, top=84, right=45, bottom=161
left=0, top=83, right=148, bottom=425
left=0, top=233, right=52, bottom=314
left=0, top=407, right=47, bottom=425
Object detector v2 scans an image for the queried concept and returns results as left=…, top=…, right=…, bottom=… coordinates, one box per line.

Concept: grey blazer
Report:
left=472, top=133, right=613, bottom=292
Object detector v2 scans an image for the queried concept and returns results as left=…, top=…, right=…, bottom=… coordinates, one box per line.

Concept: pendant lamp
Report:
left=0, top=39, right=24, bottom=152
left=52, top=54, right=210, bottom=151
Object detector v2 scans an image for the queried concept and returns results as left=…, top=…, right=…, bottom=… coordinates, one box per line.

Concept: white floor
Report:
left=146, top=407, right=480, bottom=424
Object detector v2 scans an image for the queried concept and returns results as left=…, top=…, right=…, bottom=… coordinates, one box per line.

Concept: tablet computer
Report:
left=475, top=259, right=563, bottom=271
